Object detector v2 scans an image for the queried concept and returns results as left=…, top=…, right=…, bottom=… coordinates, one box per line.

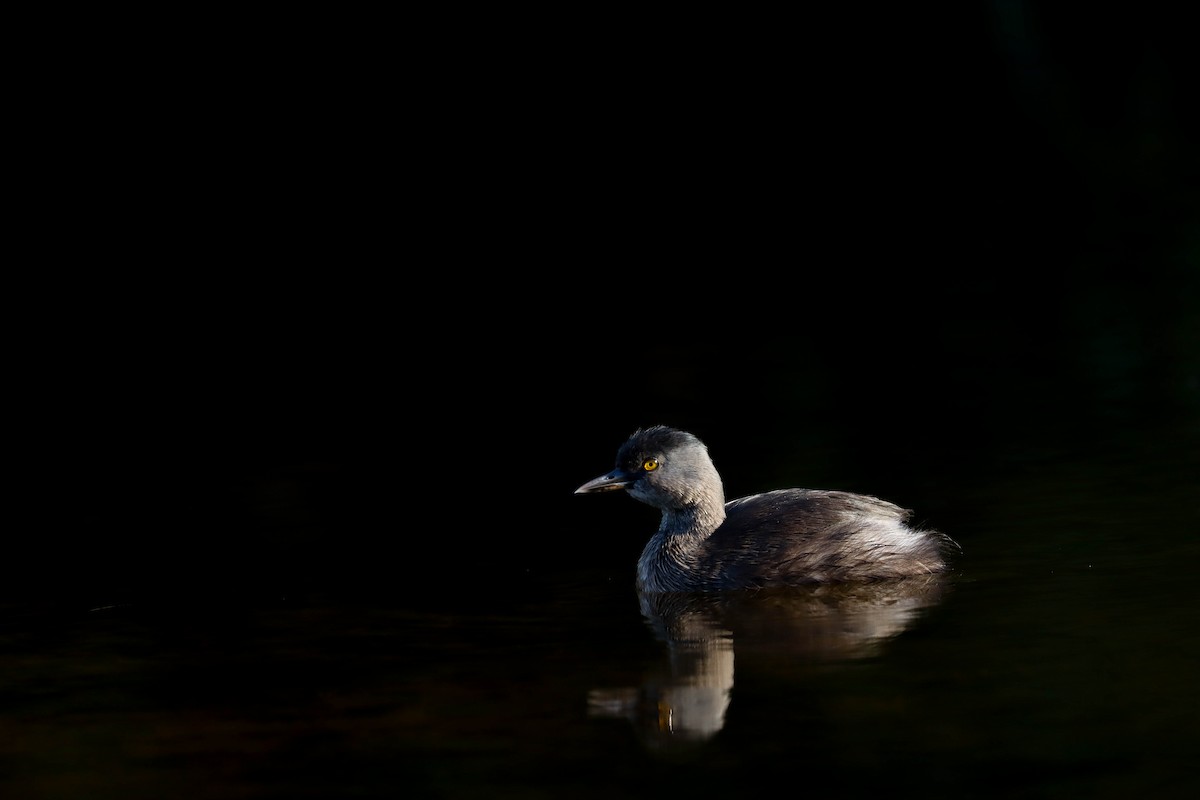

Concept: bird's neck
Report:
left=637, top=498, right=726, bottom=592
left=660, top=495, right=727, bottom=540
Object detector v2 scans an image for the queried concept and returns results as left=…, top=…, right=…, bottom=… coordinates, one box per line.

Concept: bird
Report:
left=575, top=426, right=956, bottom=593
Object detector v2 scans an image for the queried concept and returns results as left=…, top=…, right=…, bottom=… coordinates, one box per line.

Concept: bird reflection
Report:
left=588, top=576, right=946, bottom=750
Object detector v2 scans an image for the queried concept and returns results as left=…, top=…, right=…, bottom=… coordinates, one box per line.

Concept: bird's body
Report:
left=576, top=426, right=954, bottom=593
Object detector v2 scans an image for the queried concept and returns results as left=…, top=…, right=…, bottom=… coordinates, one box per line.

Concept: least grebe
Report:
left=575, top=426, right=955, bottom=592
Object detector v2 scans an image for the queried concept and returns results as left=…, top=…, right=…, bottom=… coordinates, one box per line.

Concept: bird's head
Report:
left=575, top=426, right=722, bottom=510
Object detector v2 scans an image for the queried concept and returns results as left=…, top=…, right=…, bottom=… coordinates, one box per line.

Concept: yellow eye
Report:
left=642, top=458, right=659, bottom=472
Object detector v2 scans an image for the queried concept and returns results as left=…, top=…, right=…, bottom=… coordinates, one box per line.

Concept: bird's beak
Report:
left=574, top=469, right=634, bottom=494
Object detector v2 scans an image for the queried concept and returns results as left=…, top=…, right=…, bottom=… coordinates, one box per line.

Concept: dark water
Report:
left=4, top=417, right=1198, bottom=799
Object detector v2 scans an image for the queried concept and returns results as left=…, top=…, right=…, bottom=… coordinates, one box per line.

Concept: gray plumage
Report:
left=575, top=426, right=956, bottom=593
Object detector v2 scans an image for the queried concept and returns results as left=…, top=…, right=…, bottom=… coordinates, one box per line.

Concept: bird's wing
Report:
left=724, top=489, right=911, bottom=526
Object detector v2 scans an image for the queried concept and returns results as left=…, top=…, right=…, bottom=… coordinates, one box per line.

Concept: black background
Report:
left=13, top=4, right=1197, bottom=607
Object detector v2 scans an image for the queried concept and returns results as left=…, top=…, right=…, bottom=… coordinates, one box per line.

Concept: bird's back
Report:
left=695, top=489, right=947, bottom=587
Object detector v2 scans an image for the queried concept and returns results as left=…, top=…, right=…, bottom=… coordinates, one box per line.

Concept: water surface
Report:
left=3, top=423, right=1197, bottom=798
